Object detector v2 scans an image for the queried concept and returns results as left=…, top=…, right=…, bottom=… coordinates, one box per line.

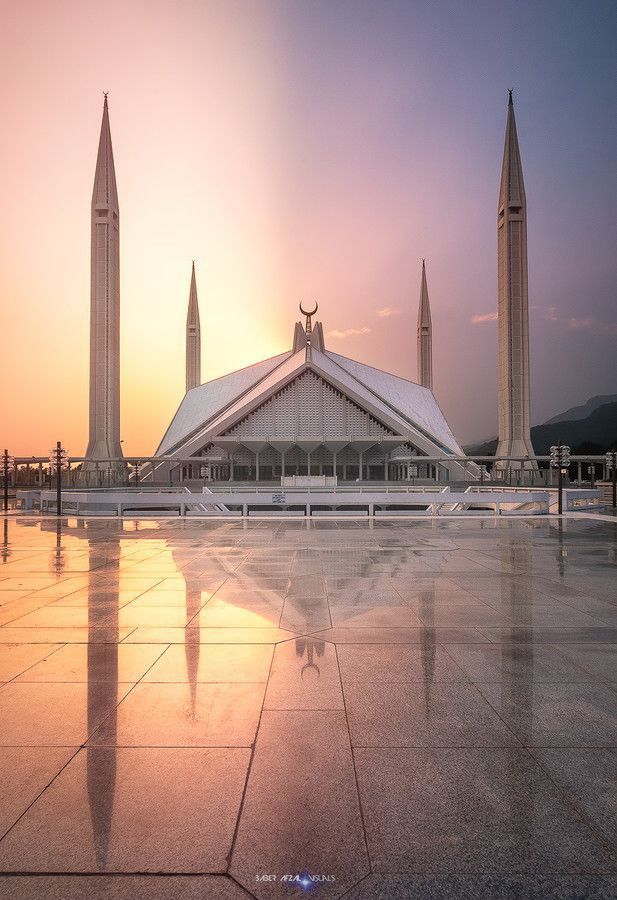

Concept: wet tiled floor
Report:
left=0, top=514, right=616, bottom=899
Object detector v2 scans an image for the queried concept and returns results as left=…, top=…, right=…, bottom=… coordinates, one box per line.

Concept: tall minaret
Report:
left=417, top=259, right=433, bottom=390
left=85, top=94, right=123, bottom=463
left=185, top=262, right=201, bottom=392
left=496, top=91, right=535, bottom=467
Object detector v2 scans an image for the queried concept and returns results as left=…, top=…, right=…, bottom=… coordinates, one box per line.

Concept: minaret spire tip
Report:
left=417, top=258, right=433, bottom=390
left=508, top=88, right=513, bottom=105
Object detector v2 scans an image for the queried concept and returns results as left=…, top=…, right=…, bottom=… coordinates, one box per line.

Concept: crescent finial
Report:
left=299, top=300, right=318, bottom=317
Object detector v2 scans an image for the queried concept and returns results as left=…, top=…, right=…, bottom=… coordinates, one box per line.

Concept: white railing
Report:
left=18, top=487, right=568, bottom=518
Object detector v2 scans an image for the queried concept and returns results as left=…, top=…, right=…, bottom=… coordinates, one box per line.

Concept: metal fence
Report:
left=3, top=454, right=613, bottom=490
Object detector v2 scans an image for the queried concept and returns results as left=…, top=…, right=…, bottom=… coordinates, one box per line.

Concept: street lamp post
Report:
left=606, top=451, right=617, bottom=509
left=49, top=442, right=69, bottom=517
left=550, top=444, right=571, bottom=516
left=2, top=450, right=15, bottom=513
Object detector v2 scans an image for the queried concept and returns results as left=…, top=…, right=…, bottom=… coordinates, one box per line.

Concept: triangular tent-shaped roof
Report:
left=156, top=322, right=466, bottom=463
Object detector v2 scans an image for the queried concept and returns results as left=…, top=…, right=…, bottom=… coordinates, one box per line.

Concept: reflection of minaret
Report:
left=495, top=92, right=535, bottom=468
left=184, top=582, right=202, bottom=715
left=500, top=530, right=534, bottom=855
left=86, top=95, right=123, bottom=464
left=87, top=524, right=119, bottom=869
left=186, top=262, right=201, bottom=393
left=419, top=586, right=436, bottom=715
left=417, top=260, right=433, bottom=390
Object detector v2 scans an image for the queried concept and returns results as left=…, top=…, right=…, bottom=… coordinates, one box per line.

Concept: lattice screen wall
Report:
left=224, top=372, right=394, bottom=438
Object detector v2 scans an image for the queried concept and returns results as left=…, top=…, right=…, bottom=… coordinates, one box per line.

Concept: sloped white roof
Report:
left=325, top=352, right=464, bottom=455
left=202, top=349, right=307, bottom=438
left=157, top=352, right=291, bottom=454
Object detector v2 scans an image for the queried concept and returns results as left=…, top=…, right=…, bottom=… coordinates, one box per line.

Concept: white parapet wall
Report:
left=281, top=475, right=338, bottom=488
left=14, top=486, right=600, bottom=517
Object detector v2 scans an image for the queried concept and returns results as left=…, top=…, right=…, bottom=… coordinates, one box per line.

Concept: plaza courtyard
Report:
left=0, top=513, right=615, bottom=899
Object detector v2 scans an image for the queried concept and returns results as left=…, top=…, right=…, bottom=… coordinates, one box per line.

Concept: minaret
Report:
left=496, top=92, right=535, bottom=468
left=417, top=259, right=433, bottom=390
left=85, top=94, right=123, bottom=463
left=185, top=261, right=201, bottom=392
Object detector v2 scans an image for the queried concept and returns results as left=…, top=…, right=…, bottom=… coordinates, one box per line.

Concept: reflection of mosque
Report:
left=294, top=636, right=325, bottom=677
left=25, top=514, right=576, bottom=868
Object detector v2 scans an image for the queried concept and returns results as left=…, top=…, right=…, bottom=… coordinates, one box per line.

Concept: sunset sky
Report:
left=1, top=0, right=615, bottom=456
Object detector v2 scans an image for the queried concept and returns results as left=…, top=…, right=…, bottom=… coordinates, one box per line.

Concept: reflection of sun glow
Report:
left=197, top=598, right=279, bottom=628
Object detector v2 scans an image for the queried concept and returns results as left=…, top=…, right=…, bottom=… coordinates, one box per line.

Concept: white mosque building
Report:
left=85, top=91, right=533, bottom=485
left=154, top=301, right=471, bottom=484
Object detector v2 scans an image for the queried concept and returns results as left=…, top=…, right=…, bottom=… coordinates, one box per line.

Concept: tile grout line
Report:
left=223, top=640, right=277, bottom=880
left=334, top=642, right=373, bottom=880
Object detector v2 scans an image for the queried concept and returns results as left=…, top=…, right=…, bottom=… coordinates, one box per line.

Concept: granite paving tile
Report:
left=15, top=644, right=166, bottom=683
left=0, top=747, right=76, bottom=837
left=444, top=643, right=596, bottom=682
left=88, top=681, right=265, bottom=747
left=0, top=682, right=135, bottom=745
left=264, top=638, right=344, bottom=709
left=142, top=643, right=273, bottom=683
left=0, top=748, right=250, bottom=872
left=478, top=626, right=617, bottom=643
left=345, top=874, right=617, bottom=899
left=230, top=710, right=369, bottom=898
left=329, top=604, right=422, bottom=627
left=354, top=748, right=613, bottom=873
left=554, top=644, right=617, bottom=681
left=0, top=627, right=135, bottom=643
left=122, top=626, right=296, bottom=643
left=532, top=748, right=617, bottom=843
left=312, top=626, right=486, bottom=644
left=0, top=643, right=62, bottom=681
left=476, top=682, right=617, bottom=746
left=0, top=876, right=249, bottom=900
left=343, top=680, right=519, bottom=747
left=336, top=643, right=468, bottom=683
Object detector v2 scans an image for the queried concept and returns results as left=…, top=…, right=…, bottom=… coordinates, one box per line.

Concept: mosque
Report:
left=156, top=294, right=468, bottom=483
left=85, top=91, right=533, bottom=484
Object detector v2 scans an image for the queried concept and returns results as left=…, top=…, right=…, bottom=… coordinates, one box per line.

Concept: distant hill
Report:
left=465, top=400, right=617, bottom=456
left=545, top=394, right=617, bottom=425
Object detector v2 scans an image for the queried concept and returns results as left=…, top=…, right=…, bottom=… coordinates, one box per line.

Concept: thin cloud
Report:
left=471, top=312, right=498, bottom=324
left=327, top=326, right=371, bottom=339
left=376, top=306, right=399, bottom=318
left=567, top=317, right=594, bottom=331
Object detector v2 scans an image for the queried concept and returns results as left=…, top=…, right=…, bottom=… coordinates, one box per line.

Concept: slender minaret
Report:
left=185, top=261, right=201, bottom=392
left=85, top=94, right=123, bottom=463
left=496, top=92, right=535, bottom=468
left=417, top=259, right=433, bottom=390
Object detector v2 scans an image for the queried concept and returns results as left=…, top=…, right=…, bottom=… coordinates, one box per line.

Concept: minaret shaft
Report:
left=86, top=96, right=123, bottom=462
left=186, top=263, right=201, bottom=392
left=496, top=94, right=535, bottom=466
left=417, top=260, right=433, bottom=390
